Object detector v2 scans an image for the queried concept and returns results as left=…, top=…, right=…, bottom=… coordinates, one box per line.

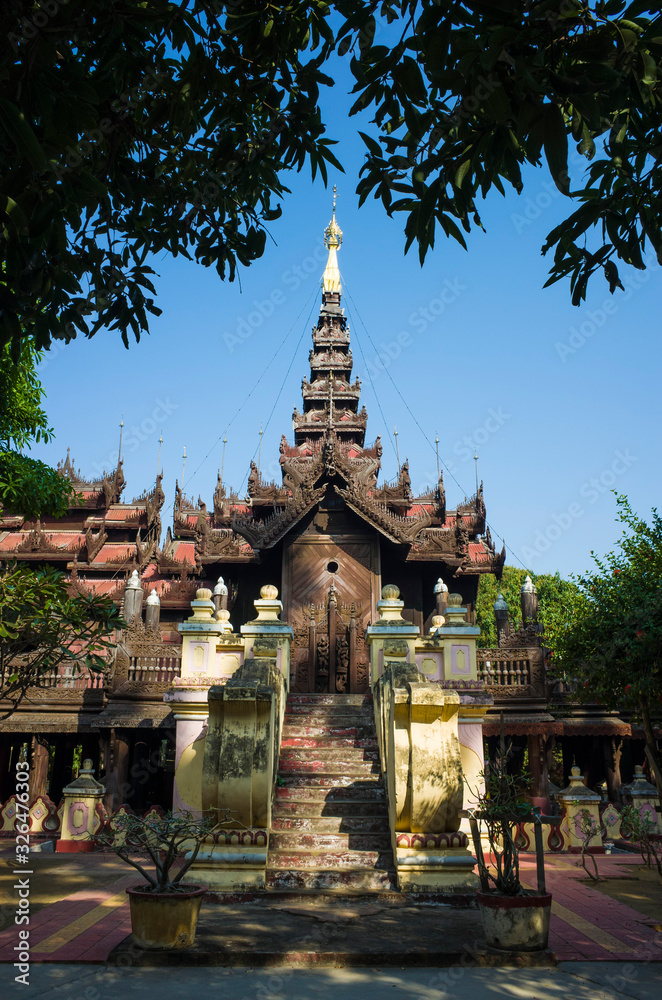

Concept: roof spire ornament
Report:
left=322, top=185, right=343, bottom=294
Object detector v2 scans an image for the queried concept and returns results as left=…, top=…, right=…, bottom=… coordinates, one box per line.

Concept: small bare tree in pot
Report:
left=96, top=809, right=217, bottom=950
left=467, top=728, right=554, bottom=953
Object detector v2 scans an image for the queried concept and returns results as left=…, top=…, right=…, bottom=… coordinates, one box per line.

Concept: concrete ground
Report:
left=4, top=962, right=662, bottom=1000
left=2, top=850, right=661, bottom=965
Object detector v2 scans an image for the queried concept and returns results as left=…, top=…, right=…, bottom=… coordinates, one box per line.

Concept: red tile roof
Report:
left=0, top=531, right=86, bottom=553
left=92, top=543, right=135, bottom=563
left=406, top=504, right=434, bottom=516
left=104, top=507, right=145, bottom=522
left=170, top=541, right=196, bottom=562
left=468, top=541, right=492, bottom=563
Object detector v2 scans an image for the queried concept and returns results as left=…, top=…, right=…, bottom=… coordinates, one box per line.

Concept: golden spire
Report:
left=322, top=185, right=343, bottom=294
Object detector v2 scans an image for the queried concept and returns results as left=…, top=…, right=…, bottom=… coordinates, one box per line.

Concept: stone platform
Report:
left=107, top=895, right=555, bottom=968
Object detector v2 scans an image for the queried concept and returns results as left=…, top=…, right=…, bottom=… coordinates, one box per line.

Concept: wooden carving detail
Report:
left=333, top=482, right=431, bottom=544
left=17, top=522, right=61, bottom=553
left=85, top=523, right=107, bottom=562
left=291, top=589, right=369, bottom=695
left=232, top=485, right=326, bottom=550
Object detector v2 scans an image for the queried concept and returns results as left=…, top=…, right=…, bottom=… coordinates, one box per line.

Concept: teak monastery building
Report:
left=0, top=203, right=649, bottom=824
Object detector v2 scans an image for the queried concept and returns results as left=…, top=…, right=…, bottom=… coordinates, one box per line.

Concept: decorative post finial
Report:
left=118, top=415, right=124, bottom=465
left=258, top=423, right=263, bottom=474
left=181, top=446, right=187, bottom=486
left=157, top=432, right=163, bottom=478
left=393, top=426, right=400, bottom=473
left=322, top=191, right=343, bottom=294
left=220, top=433, right=227, bottom=489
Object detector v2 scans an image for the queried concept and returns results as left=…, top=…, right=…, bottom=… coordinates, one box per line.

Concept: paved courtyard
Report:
left=0, top=848, right=660, bottom=967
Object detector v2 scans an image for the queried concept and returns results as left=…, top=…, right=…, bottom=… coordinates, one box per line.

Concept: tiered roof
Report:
left=0, top=200, right=504, bottom=611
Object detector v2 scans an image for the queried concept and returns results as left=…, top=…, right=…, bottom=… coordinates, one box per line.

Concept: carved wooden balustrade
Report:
left=124, top=644, right=182, bottom=684
left=13, top=657, right=105, bottom=692
left=111, top=623, right=182, bottom=696
left=477, top=647, right=547, bottom=704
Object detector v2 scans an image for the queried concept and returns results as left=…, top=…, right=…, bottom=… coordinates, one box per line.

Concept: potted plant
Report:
left=467, top=731, right=553, bottom=953
left=96, top=808, right=216, bottom=950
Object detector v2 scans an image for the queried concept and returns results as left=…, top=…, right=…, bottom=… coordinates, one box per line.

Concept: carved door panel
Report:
left=283, top=536, right=379, bottom=694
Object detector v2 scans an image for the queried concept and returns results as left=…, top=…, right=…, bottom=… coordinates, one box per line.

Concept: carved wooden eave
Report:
left=135, top=529, right=156, bottom=569
left=84, top=523, right=107, bottom=562
left=247, top=463, right=292, bottom=506
left=173, top=481, right=202, bottom=534
left=158, top=574, right=201, bottom=604
left=232, top=485, right=326, bottom=550
left=156, top=528, right=196, bottom=574
left=213, top=475, right=240, bottom=521
left=498, top=621, right=544, bottom=650
left=194, top=527, right=257, bottom=563
left=333, top=483, right=432, bottom=545
left=456, top=482, right=486, bottom=533
left=57, top=452, right=126, bottom=508
left=407, top=526, right=458, bottom=560
left=15, top=523, right=72, bottom=557
left=138, top=474, right=166, bottom=529
left=372, top=460, right=413, bottom=507
left=302, top=377, right=360, bottom=399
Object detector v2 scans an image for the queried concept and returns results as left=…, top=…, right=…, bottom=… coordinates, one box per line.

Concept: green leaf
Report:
left=542, top=103, right=570, bottom=195
left=454, top=160, right=471, bottom=189
left=0, top=99, right=48, bottom=172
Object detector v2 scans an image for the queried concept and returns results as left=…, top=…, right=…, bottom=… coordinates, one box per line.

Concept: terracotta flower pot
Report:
left=477, top=891, right=552, bottom=952
left=126, top=884, right=207, bottom=950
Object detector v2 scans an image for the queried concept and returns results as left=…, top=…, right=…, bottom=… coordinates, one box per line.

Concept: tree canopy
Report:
left=0, top=562, right=122, bottom=717
left=475, top=564, right=579, bottom=648
left=0, top=339, right=78, bottom=516
left=1, top=1, right=661, bottom=354
left=543, top=495, right=662, bottom=794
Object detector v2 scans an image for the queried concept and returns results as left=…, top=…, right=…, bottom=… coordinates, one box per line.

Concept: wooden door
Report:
left=282, top=534, right=380, bottom=694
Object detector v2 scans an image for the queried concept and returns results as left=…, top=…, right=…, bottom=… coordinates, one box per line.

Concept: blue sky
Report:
left=30, top=53, right=661, bottom=582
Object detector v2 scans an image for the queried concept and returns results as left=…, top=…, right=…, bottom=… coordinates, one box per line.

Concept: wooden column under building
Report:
left=527, top=732, right=550, bottom=812
left=603, top=735, right=624, bottom=802
left=29, top=735, right=50, bottom=801
left=104, top=728, right=131, bottom=814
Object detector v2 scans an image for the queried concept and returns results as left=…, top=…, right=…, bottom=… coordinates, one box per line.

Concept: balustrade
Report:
left=478, top=651, right=532, bottom=687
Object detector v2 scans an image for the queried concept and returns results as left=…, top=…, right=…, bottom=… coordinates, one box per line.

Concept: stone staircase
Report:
left=267, top=693, right=397, bottom=892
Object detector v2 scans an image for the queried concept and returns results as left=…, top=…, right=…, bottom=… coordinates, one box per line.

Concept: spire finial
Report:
left=118, top=415, right=124, bottom=465
left=322, top=189, right=343, bottom=294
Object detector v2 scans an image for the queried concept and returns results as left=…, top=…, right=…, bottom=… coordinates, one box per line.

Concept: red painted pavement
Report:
left=0, top=852, right=659, bottom=964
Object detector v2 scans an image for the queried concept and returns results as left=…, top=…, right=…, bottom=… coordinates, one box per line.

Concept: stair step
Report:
left=274, top=784, right=385, bottom=801
left=284, top=706, right=375, bottom=719
left=281, top=736, right=378, bottom=749
left=268, top=849, right=392, bottom=870
left=273, top=800, right=387, bottom=818
left=287, top=695, right=372, bottom=706
left=266, top=868, right=396, bottom=892
left=281, top=723, right=374, bottom=738
left=279, top=747, right=378, bottom=761
left=268, top=694, right=392, bottom=895
left=271, top=814, right=388, bottom=832
left=269, top=831, right=392, bottom=850
left=278, top=761, right=380, bottom=777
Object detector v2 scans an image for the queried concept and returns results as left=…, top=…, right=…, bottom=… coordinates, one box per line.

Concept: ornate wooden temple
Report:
left=1, top=203, right=648, bottom=820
